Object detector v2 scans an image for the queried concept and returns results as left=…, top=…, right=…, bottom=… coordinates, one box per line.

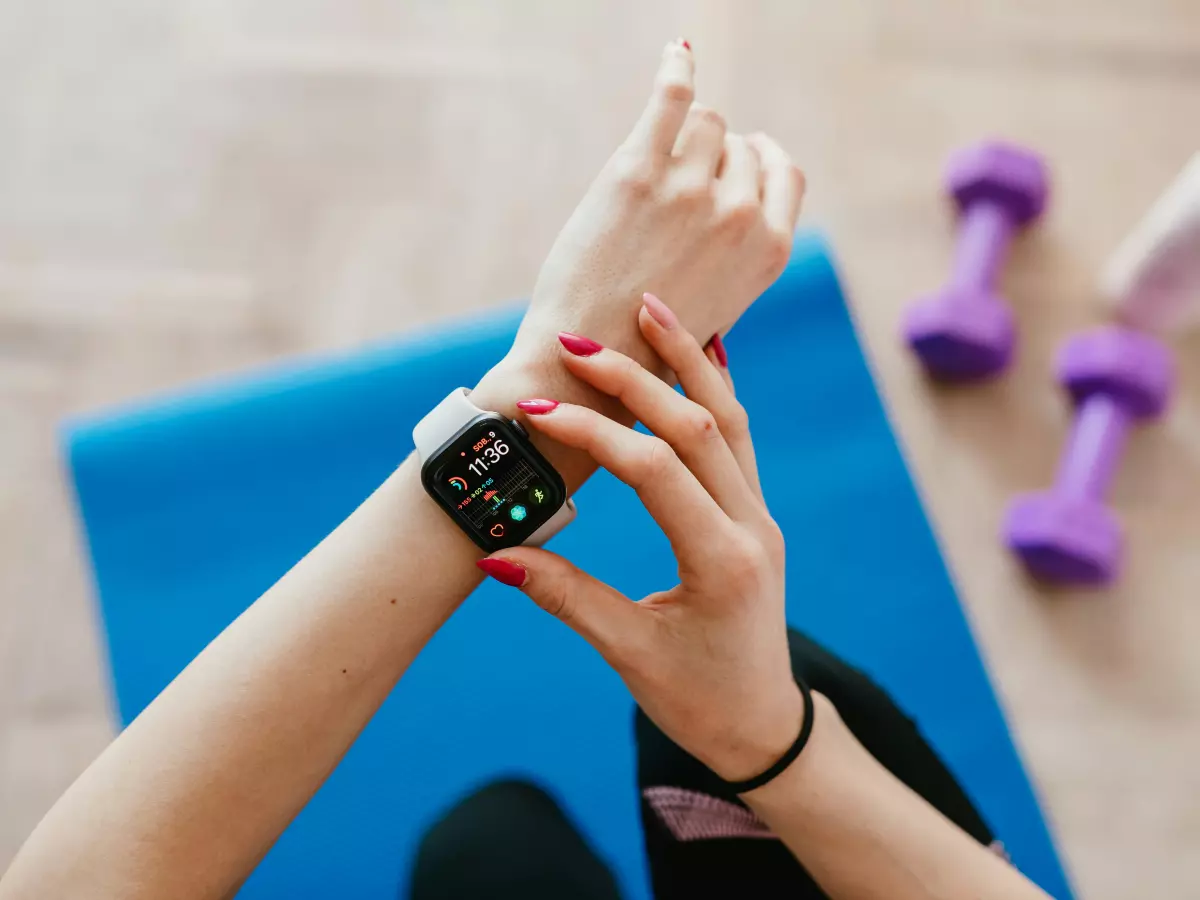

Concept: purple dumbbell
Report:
left=1004, top=327, right=1173, bottom=585
left=904, top=141, right=1050, bottom=380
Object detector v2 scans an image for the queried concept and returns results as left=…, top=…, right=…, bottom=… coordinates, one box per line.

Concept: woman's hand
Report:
left=477, top=293, right=803, bottom=783
left=481, top=41, right=804, bottom=421
left=474, top=41, right=803, bottom=491
left=519, top=40, right=803, bottom=348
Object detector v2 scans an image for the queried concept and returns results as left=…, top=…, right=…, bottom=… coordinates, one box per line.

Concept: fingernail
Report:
left=558, top=332, right=603, bottom=357
left=516, top=398, right=559, bottom=415
left=707, top=332, right=729, bottom=367
left=642, top=292, right=678, bottom=329
left=679, top=37, right=691, bottom=51
left=477, top=557, right=527, bottom=588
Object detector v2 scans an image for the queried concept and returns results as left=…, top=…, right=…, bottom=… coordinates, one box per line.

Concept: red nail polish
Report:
left=558, top=332, right=603, bottom=357
left=516, top=398, right=559, bottom=415
left=642, top=292, right=678, bottom=329
left=680, top=38, right=691, bottom=50
left=477, top=557, right=527, bottom=587
left=708, top=332, right=729, bottom=367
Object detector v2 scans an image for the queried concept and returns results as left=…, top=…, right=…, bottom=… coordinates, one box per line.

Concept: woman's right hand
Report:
left=477, top=293, right=805, bottom=784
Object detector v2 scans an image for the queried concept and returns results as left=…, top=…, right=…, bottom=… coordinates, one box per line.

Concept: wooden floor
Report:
left=2, top=1, right=1198, bottom=895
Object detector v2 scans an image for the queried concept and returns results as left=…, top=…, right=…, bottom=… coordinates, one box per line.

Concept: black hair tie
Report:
left=721, top=679, right=815, bottom=795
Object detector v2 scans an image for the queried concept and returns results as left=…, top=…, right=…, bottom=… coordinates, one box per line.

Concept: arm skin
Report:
left=742, top=693, right=1053, bottom=900
left=0, top=359, right=604, bottom=900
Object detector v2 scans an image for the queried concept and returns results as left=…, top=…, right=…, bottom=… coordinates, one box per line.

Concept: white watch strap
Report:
left=413, top=387, right=481, bottom=460
left=525, top=496, right=577, bottom=546
left=413, top=387, right=576, bottom=546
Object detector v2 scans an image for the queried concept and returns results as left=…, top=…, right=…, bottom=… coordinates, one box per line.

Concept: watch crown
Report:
left=510, top=418, right=529, bottom=439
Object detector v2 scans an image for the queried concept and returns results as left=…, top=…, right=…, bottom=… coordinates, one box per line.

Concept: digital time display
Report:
left=422, top=415, right=565, bottom=551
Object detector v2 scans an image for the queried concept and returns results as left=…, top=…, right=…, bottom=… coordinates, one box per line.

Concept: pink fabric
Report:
left=645, top=788, right=1014, bottom=862
left=643, top=786, right=778, bottom=842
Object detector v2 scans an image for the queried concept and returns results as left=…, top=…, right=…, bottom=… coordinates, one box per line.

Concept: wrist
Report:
left=702, top=682, right=809, bottom=785
left=470, top=355, right=632, bottom=493
left=738, top=691, right=846, bottom=805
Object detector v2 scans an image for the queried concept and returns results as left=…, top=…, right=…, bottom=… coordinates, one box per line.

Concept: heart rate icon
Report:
left=490, top=524, right=505, bottom=538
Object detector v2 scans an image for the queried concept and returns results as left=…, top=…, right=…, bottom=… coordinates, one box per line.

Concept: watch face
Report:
left=422, top=414, right=566, bottom=551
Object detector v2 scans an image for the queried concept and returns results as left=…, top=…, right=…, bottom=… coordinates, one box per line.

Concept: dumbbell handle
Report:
left=949, top=199, right=1015, bottom=292
left=1054, top=394, right=1131, bottom=501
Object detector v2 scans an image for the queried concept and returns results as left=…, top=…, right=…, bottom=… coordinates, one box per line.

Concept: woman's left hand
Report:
left=472, top=42, right=804, bottom=483
left=477, top=293, right=803, bottom=783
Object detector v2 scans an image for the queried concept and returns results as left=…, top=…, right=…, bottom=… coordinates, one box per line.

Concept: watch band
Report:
left=413, top=388, right=485, bottom=460
left=414, top=388, right=576, bottom=546
left=524, top=498, right=577, bottom=546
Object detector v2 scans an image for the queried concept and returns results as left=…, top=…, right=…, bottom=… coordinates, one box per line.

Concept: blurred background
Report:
left=2, top=1, right=1199, bottom=896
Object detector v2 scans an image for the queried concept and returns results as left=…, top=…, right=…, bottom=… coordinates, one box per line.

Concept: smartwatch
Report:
left=414, top=388, right=576, bottom=551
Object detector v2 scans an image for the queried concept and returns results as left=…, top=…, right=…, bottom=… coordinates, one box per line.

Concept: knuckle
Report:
left=692, top=104, right=726, bottom=133
left=717, top=399, right=751, bottom=440
left=657, top=75, right=694, bottom=106
left=670, top=173, right=714, bottom=207
left=613, top=354, right=644, bottom=405
left=618, top=352, right=642, bottom=381
left=759, top=520, right=787, bottom=564
left=639, top=436, right=679, bottom=483
left=745, top=131, right=771, bottom=156
left=609, top=151, right=657, bottom=198
left=763, top=229, right=794, bottom=274
left=720, top=198, right=762, bottom=235
left=682, top=407, right=720, bottom=443
left=723, top=532, right=769, bottom=583
left=537, top=580, right=574, bottom=622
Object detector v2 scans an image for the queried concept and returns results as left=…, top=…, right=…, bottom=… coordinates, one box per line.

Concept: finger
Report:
left=554, top=335, right=762, bottom=521
left=639, top=295, right=764, bottom=500
left=704, top=335, right=763, bottom=499
left=623, top=40, right=695, bottom=156
left=746, top=132, right=806, bottom=237
left=716, top=133, right=762, bottom=206
left=674, top=104, right=727, bottom=179
left=515, top=401, right=732, bottom=556
left=477, top=548, right=650, bottom=665
left=706, top=337, right=736, bottom=395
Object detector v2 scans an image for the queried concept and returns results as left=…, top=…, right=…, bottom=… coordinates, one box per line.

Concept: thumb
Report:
left=477, top=548, right=646, bottom=661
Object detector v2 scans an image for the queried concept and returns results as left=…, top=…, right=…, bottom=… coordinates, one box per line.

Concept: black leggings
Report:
left=408, top=629, right=994, bottom=899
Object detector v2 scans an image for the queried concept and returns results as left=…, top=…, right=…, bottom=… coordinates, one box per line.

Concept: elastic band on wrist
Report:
left=722, top=679, right=815, bottom=794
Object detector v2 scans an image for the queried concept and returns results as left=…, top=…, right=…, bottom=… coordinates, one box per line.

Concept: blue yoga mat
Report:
left=66, top=232, right=1073, bottom=899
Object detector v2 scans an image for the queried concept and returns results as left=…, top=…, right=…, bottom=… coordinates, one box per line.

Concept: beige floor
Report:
left=2, top=1, right=1199, bottom=896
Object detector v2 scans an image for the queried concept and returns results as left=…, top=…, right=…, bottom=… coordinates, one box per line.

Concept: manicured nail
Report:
left=679, top=38, right=691, bottom=51
left=516, top=398, right=559, bottom=415
left=707, top=332, right=729, bottom=367
left=642, top=292, right=678, bottom=329
left=558, top=332, right=603, bottom=357
left=477, top=557, right=528, bottom=588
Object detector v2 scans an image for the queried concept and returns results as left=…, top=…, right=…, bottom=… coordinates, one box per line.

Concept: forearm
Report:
left=1, top=455, right=478, bottom=899
left=744, top=694, right=1051, bottom=900
left=0, top=359, right=611, bottom=900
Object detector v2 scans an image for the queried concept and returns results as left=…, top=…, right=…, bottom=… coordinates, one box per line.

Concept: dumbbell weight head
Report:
left=1057, top=327, right=1172, bottom=417
left=903, top=289, right=1017, bottom=379
left=945, top=142, right=1050, bottom=227
left=904, top=142, right=1050, bottom=380
left=1004, top=327, right=1173, bottom=584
